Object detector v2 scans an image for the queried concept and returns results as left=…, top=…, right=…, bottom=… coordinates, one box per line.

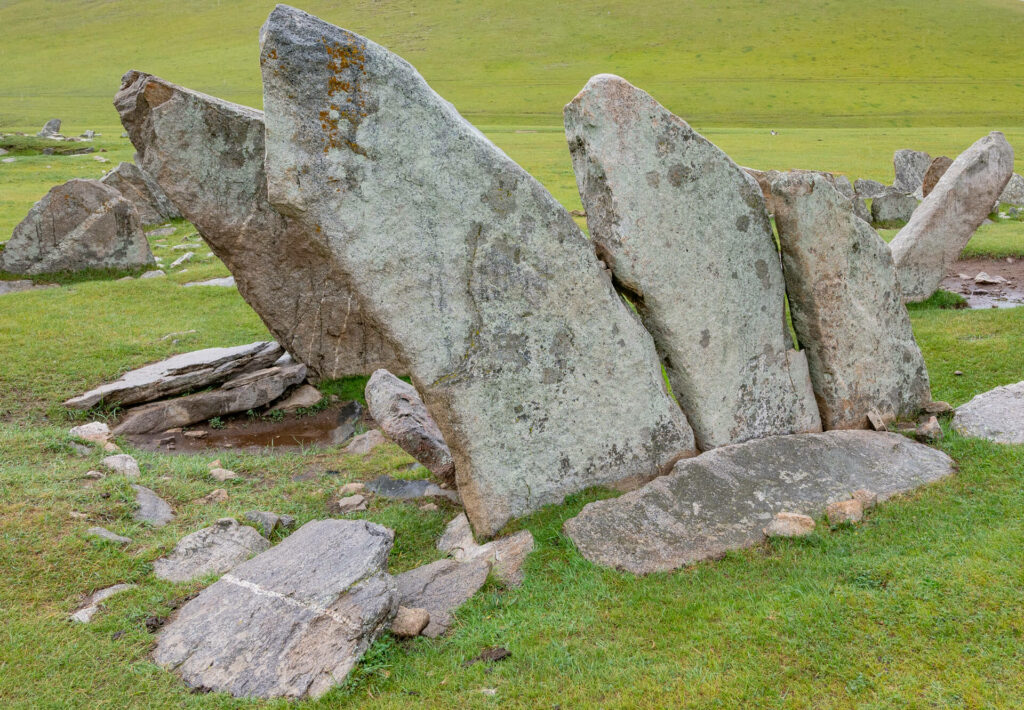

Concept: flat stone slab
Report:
left=952, top=381, right=1024, bottom=444
left=394, top=558, right=491, bottom=638
left=116, top=71, right=402, bottom=380
left=183, top=276, right=235, bottom=288
left=260, top=6, right=695, bottom=536
left=563, top=431, right=955, bottom=574
left=87, top=526, right=133, bottom=545
left=70, top=583, right=136, bottom=623
left=153, top=519, right=397, bottom=699
left=113, top=363, right=307, bottom=434
left=132, top=484, right=173, bottom=527
left=437, top=513, right=534, bottom=587
left=153, top=518, right=271, bottom=582
left=366, top=474, right=458, bottom=503
left=65, top=341, right=282, bottom=410
left=565, top=75, right=821, bottom=449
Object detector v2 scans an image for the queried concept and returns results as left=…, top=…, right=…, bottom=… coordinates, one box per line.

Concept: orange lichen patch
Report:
left=143, top=81, right=174, bottom=108
left=319, top=36, right=370, bottom=156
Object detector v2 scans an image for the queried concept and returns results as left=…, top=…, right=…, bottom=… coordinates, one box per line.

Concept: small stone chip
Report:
left=826, top=499, right=864, bottom=525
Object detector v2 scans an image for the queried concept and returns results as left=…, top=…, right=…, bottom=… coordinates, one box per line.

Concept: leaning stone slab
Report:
left=893, top=148, right=932, bottom=197
left=769, top=172, right=931, bottom=429
left=870, top=188, right=918, bottom=226
left=153, top=518, right=270, bottom=582
left=0, top=179, right=153, bottom=275
left=259, top=6, right=696, bottom=537
left=952, top=381, right=1024, bottom=444
left=563, top=431, right=955, bottom=574
left=115, top=71, right=402, bottom=380
left=566, top=75, right=821, bottom=449
left=999, top=173, right=1024, bottom=206
left=889, top=132, right=1014, bottom=302
left=153, top=519, right=397, bottom=699
left=100, top=161, right=181, bottom=225
left=365, top=370, right=455, bottom=484
left=113, top=363, right=307, bottom=434
left=133, top=484, right=173, bottom=526
left=394, top=558, right=491, bottom=638
left=38, top=118, right=61, bottom=137
left=65, top=341, right=282, bottom=410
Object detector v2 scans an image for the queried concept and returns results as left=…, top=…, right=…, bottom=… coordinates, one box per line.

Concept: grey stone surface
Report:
left=65, top=341, right=282, bottom=410
left=921, top=156, right=953, bottom=198
left=834, top=175, right=855, bottom=199
left=115, top=71, right=402, bottom=380
left=854, top=178, right=887, bottom=199
left=0, top=179, right=153, bottom=275
left=365, top=370, right=455, bottom=484
left=271, top=383, right=322, bottom=412
left=69, top=421, right=111, bottom=443
left=343, top=429, right=386, bottom=454
left=893, top=149, right=932, bottom=197
left=437, top=513, right=534, bottom=586
left=565, top=75, right=821, bottom=449
left=183, top=276, right=235, bottom=288
left=871, top=188, right=918, bottom=226
left=999, top=173, right=1024, bottom=206
left=259, top=7, right=696, bottom=536
left=563, top=431, right=955, bottom=574
left=139, top=269, right=165, bottom=279
left=0, top=280, right=36, bottom=295
left=394, top=558, right=490, bottom=638
left=70, top=583, right=136, bottom=623
left=153, top=519, right=397, bottom=699
left=153, top=518, right=270, bottom=583
left=245, top=510, right=295, bottom=538
left=390, top=606, right=430, bottom=637
left=38, top=118, right=61, bottom=137
left=852, top=195, right=871, bottom=223
left=132, top=484, right=173, bottom=526
left=101, top=454, right=140, bottom=477
left=769, top=172, right=931, bottom=429
left=889, top=132, right=1014, bottom=302
left=952, top=380, right=1024, bottom=444
left=113, top=363, right=307, bottom=434
left=87, top=526, right=133, bottom=544
left=100, top=161, right=181, bottom=225
left=366, top=474, right=459, bottom=503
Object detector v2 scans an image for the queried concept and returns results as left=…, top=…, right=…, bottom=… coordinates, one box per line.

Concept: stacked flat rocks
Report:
left=565, top=75, right=820, bottom=449
left=115, top=71, right=402, bottom=380
left=259, top=6, right=695, bottom=536
left=0, top=179, right=154, bottom=275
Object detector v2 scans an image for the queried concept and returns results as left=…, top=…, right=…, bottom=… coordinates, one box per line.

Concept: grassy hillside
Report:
left=1, top=0, right=1023, bottom=130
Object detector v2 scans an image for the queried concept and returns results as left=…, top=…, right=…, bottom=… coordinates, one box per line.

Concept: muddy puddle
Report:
left=127, top=401, right=366, bottom=453
left=940, top=257, right=1024, bottom=309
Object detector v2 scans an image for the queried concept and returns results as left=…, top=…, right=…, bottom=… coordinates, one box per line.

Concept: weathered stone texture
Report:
left=115, top=71, right=402, bottom=379
left=153, top=519, right=271, bottom=582
left=921, top=156, right=953, bottom=198
left=892, top=149, right=932, bottom=197
left=565, top=75, right=820, bottom=449
left=952, top=380, right=1024, bottom=444
left=100, top=161, right=181, bottom=224
left=259, top=7, right=695, bottom=536
left=769, top=172, right=931, bottom=429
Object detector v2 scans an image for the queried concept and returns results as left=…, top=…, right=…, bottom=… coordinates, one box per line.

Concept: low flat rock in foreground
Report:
left=153, top=518, right=270, bottom=583
left=952, top=381, right=1024, bottom=444
left=563, top=431, right=955, bottom=574
left=0, top=179, right=153, bottom=275
left=260, top=6, right=695, bottom=536
left=153, top=519, right=398, bottom=699
left=65, top=341, right=282, bottom=410
left=394, top=558, right=491, bottom=638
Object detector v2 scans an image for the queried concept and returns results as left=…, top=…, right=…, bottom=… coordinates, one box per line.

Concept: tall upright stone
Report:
left=564, top=74, right=820, bottom=449
left=892, top=149, right=932, bottom=197
left=114, top=71, right=402, bottom=380
left=889, top=132, right=1014, bottom=302
left=259, top=6, right=696, bottom=536
left=769, top=173, right=931, bottom=429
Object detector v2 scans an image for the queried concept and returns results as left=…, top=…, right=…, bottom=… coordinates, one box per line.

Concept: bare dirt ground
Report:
left=941, top=256, right=1024, bottom=309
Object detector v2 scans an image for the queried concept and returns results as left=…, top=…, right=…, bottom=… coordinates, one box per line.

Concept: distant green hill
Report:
left=1, top=0, right=1023, bottom=130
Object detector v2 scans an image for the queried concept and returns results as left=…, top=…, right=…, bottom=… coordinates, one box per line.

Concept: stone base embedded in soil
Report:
left=563, top=431, right=955, bottom=574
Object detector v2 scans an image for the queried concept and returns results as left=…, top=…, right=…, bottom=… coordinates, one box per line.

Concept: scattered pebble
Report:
left=826, top=499, right=864, bottom=525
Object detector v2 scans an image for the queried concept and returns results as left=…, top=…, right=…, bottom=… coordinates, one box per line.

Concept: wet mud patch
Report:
left=941, top=257, right=1024, bottom=309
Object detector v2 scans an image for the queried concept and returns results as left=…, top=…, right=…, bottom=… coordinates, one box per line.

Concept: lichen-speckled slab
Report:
left=953, top=381, right=1024, bottom=444
left=564, top=431, right=955, bottom=574
left=769, top=172, right=931, bottom=429
left=565, top=74, right=821, bottom=449
left=259, top=6, right=695, bottom=536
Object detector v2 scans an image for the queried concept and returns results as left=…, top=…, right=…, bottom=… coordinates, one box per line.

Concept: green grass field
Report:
left=3, top=0, right=1024, bottom=707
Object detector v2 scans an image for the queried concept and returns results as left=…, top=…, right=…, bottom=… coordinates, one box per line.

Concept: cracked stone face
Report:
left=114, top=71, right=403, bottom=380
left=565, top=74, right=821, bottom=449
left=259, top=6, right=695, bottom=536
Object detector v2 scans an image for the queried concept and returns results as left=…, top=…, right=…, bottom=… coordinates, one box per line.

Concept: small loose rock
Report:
left=328, top=494, right=367, bottom=514
left=826, top=499, right=864, bottom=525
left=390, top=606, right=430, bottom=638
left=763, top=512, right=815, bottom=538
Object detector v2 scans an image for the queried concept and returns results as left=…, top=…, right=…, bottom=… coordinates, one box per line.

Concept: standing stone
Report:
left=851, top=196, right=871, bottom=223
left=952, top=380, right=1024, bottom=444
left=37, top=118, right=61, bottom=137
left=769, top=172, right=931, bottom=429
left=153, top=520, right=398, bottom=699
left=854, top=178, right=887, bottom=200
left=921, top=156, right=953, bottom=198
left=565, top=75, right=821, bottom=449
left=0, top=179, right=153, bottom=275
left=259, top=6, right=696, bottom=536
left=563, top=431, right=955, bottom=574
left=892, top=149, right=932, bottom=197
left=889, top=132, right=1014, bottom=302
left=115, top=71, right=402, bottom=380
left=100, top=161, right=181, bottom=225
left=834, top=175, right=855, bottom=199
left=870, top=188, right=918, bottom=226
left=153, top=518, right=271, bottom=582
left=365, top=369, right=456, bottom=484
left=999, top=173, right=1024, bottom=206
